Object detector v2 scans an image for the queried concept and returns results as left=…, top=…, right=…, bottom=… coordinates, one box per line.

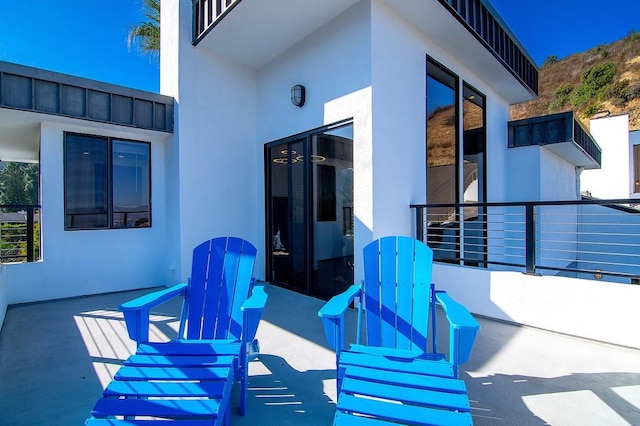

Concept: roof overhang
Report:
left=194, top=0, right=537, bottom=104
left=194, top=0, right=361, bottom=68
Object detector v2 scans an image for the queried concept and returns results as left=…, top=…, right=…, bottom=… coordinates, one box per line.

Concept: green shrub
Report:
left=570, top=84, right=595, bottom=108
left=570, top=62, right=618, bottom=107
left=548, top=84, right=574, bottom=112
left=607, top=80, right=630, bottom=106
left=583, top=104, right=602, bottom=117
left=628, top=29, right=640, bottom=42
left=582, top=62, right=617, bottom=91
left=592, top=44, right=609, bottom=59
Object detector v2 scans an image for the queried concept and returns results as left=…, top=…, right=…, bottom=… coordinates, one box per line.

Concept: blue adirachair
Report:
left=87, top=237, right=267, bottom=424
left=319, top=236, right=480, bottom=425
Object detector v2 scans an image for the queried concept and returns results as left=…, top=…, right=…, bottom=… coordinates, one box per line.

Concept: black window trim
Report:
left=63, top=131, right=152, bottom=231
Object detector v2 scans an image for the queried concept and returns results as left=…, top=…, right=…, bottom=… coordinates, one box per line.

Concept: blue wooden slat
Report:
left=337, top=394, right=473, bottom=426
left=136, top=341, right=240, bottom=356
left=363, top=240, right=381, bottom=347
left=115, top=366, right=230, bottom=381
left=186, top=240, right=212, bottom=339
left=215, top=237, right=242, bottom=339
left=412, top=240, right=432, bottom=352
left=344, top=364, right=464, bottom=393
left=104, top=380, right=226, bottom=397
left=125, top=354, right=234, bottom=367
left=379, top=237, right=397, bottom=348
left=340, top=377, right=470, bottom=411
left=92, top=398, right=222, bottom=419
left=395, top=236, right=414, bottom=350
left=340, top=351, right=455, bottom=379
left=86, top=419, right=215, bottom=426
left=231, top=240, right=257, bottom=340
left=202, top=237, right=228, bottom=339
left=334, top=411, right=401, bottom=425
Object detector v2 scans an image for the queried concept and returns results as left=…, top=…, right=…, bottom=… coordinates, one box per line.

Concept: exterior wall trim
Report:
left=0, top=61, right=174, bottom=133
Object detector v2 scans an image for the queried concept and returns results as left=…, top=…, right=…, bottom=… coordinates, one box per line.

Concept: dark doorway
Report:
left=265, top=122, right=354, bottom=299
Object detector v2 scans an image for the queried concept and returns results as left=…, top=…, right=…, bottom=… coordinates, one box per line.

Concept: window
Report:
left=426, top=57, right=487, bottom=264
left=427, top=57, right=459, bottom=223
left=64, top=133, right=151, bottom=230
left=634, top=145, right=640, bottom=193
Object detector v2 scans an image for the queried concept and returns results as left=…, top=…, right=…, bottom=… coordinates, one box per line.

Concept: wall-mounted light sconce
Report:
left=291, top=84, right=305, bottom=107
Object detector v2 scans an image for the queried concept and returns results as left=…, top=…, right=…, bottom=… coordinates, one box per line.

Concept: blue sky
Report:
left=491, top=0, right=639, bottom=65
left=0, top=1, right=638, bottom=94
left=0, top=1, right=160, bottom=92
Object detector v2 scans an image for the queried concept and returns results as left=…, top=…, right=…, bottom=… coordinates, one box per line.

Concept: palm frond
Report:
left=128, top=0, right=160, bottom=58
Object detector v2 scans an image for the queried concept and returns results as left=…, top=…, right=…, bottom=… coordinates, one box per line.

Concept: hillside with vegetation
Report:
left=510, top=31, right=640, bottom=130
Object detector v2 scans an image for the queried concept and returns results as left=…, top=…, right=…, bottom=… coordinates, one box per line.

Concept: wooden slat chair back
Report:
left=361, top=236, right=433, bottom=353
left=181, top=237, right=257, bottom=342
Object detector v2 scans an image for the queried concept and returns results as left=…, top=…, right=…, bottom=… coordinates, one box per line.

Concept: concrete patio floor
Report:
left=1, top=283, right=640, bottom=425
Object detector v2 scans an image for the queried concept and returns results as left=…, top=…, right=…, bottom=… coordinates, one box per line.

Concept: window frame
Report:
left=634, top=144, right=640, bottom=194
left=63, top=132, right=152, bottom=231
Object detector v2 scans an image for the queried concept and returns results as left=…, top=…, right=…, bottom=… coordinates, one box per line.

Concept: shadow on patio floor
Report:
left=1, top=284, right=640, bottom=425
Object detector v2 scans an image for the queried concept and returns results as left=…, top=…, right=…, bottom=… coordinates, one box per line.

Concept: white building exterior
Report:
left=2, top=0, right=640, bottom=348
left=581, top=113, right=633, bottom=199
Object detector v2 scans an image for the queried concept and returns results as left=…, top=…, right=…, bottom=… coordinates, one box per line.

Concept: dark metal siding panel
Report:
left=112, top=94, right=134, bottom=125
left=134, top=99, right=153, bottom=129
left=166, top=103, right=174, bottom=132
left=87, top=90, right=111, bottom=121
left=154, top=103, right=167, bottom=130
left=34, top=79, right=60, bottom=113
left=60, top=85, right=87, bottom=117
left=3, top=74, right=32, bottom=109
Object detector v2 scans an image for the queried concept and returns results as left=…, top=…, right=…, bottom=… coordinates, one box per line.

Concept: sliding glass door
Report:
left=266, top=122, right=353, bottom=299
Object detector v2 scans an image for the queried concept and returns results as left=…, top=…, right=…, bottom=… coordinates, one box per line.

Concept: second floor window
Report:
left=64, top=133, right=151, bottom=230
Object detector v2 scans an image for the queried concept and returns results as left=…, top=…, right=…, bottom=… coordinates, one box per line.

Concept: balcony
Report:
left=413, top=198, right=640, bottom=283
left=0, top=205, right=40, bottom=264
left=191, top=0, right=361, bottom=68
left=191, top=0, right=537, bottom=102
left=508, top=111, right=602, bottom=169
left=2, top=284, right=639, bottom=424
left=437, top=0, right=538, bottom=96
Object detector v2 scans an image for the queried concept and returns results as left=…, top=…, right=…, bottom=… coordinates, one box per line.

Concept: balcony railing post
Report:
left=416, top=207, right=425, bottom=242
left=26, top=207, right=34, bottom=263
left=525, top=203, right=536, bottom=274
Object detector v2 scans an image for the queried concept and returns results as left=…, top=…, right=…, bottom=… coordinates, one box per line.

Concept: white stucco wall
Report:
left=581, top=114, right=630, bottom=199
left=163, top=0, right=260, bottom=281
left=433, top=263, right=640, bottom=348
left=540, top=149, right=580, bottom=200
left=255, top=2, right=373, bottom=281
left=631, top=129, right=640, bottom=199
left=5, top=121, right=171, bottom=304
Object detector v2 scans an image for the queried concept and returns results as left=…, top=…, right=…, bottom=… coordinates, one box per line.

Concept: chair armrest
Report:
left=241, top=280, right=268, bottom=343
left=435, top=291, right=480, bottom=370
left=318, top=284, right=361, bottom=319
left=318, top=284, right=361, bottom=354
left=120, top=283, right=187, bottom=344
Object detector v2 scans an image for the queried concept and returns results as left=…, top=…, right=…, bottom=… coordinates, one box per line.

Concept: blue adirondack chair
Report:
left=87, top=237, right=267, bottom=424
left=319, top=236, right=480, bottom=425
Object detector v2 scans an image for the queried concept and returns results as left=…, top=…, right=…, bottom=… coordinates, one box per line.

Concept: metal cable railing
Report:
left=0, top=205, right=40, bottom=263
left=412, top=198, right=640, bottom=284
